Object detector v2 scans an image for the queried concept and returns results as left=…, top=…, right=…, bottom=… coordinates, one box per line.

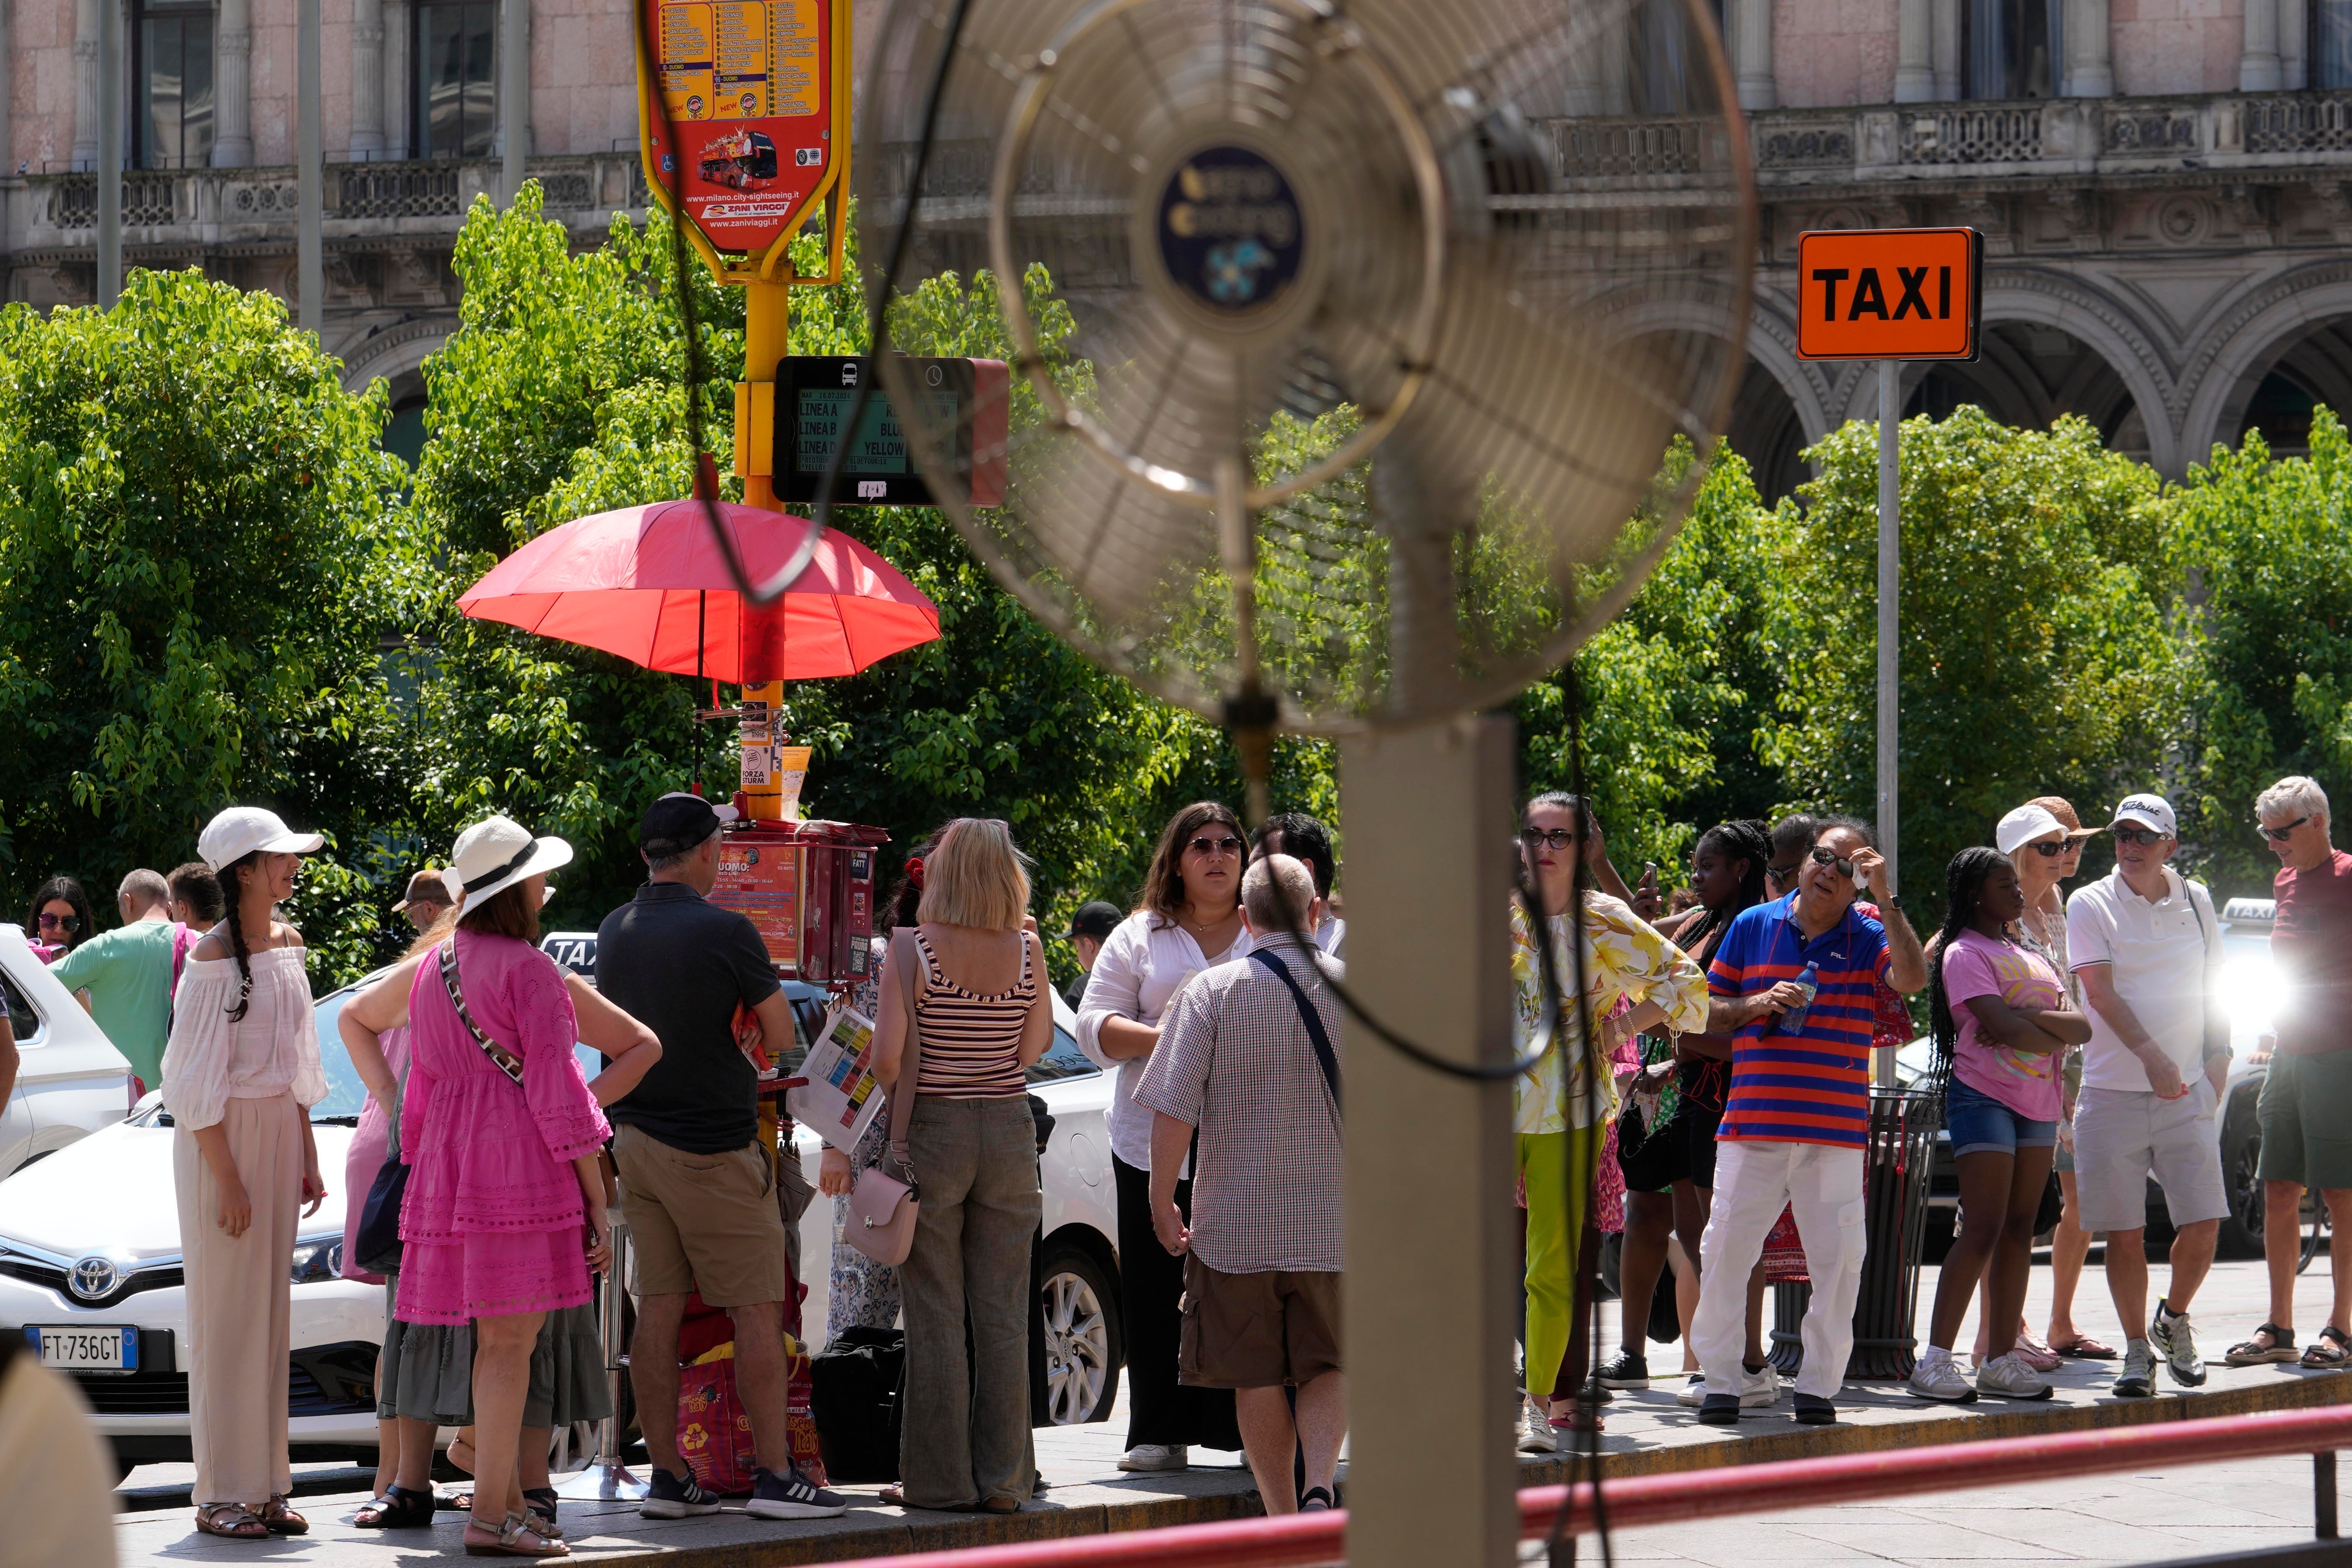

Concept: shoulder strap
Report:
left=1248, top=946, right=1341, bottom=1117
left=888, top=926, right=923, bottom=1150
left=439, top=939, right=525, bottom=1086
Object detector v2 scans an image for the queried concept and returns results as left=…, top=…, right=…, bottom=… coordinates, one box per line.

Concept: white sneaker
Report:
left=1739, top=1363, right=1782, bottom=1408
left=1518, top=1395, right=1558, bottom=1454
left=1676, top=1373, right=1707, bottom=1408
left=1117, top=1444, right=1190, bottom=1473
left=1907, top=1353, right=1977, bottom=1402
left=1976, top=1353, right=2055, bottom=1400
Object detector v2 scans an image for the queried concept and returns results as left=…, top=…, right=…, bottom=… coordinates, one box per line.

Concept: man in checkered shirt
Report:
left=1136, top=854, right=1345, bottom=1515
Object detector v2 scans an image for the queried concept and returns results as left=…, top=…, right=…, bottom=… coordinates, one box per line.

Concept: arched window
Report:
left=2317, top=0, right=2352, bottom=87
left=134, top=0, right=215, bottom=169
left=415, top=0, right=497, bottom=158
left=1965, top=0, right=2060, bottom=99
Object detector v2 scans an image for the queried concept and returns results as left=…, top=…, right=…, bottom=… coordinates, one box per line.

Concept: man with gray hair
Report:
left=1135, top=854, right=1346, bottom=1514
left=2228, top=776, right=2352, bottom=1371
left=49, top=867, right=176, bottom=1091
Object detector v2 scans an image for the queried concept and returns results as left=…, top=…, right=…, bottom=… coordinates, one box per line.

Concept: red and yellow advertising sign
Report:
left=638, top=0, right=852, bottom=284
left=1795, top=227, right=1983, bottom=361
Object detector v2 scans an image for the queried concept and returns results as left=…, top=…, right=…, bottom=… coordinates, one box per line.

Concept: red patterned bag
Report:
left=1760, top=1203, right=1810, bottom=1283
left=678, top=1346, right=759, bottom=1496
left=785, top=1339, right=829, bottom=1487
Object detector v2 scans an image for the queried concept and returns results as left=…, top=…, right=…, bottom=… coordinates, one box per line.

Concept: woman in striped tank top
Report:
left=871, top=818, right=1052, bottom=1512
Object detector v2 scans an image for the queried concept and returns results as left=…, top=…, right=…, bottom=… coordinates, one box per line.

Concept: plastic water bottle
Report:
left=1772, top=962, right=1820, bottom=1036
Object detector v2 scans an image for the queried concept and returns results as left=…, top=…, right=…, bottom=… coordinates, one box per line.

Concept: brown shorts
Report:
left=1177, top=1256, right=1342, bottom=1390
left=613, top=1123, right=790, bottom=1308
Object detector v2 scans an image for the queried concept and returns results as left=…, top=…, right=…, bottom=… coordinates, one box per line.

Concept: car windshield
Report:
left=309, top=985, right=372, bottom=1123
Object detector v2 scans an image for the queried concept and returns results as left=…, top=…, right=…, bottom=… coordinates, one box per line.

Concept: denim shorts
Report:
left=1945, top=1074, right=2059, bottom=1158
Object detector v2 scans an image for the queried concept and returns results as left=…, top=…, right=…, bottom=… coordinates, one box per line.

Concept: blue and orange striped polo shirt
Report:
left=1707, top=894, right=1891, bottom=1149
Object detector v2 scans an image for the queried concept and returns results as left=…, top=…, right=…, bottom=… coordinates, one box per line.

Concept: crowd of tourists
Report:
left=8, top=767, right=2351, bottom=1552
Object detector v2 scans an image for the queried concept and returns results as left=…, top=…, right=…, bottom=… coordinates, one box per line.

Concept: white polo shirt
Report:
left=2065, top=864, right=2223, bottom=1091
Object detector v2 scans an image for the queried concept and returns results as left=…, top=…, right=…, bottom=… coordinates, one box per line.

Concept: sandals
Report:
left=523, top=1487, right=565, bottom=1539
left=259, top=1495, right=309, bottom=1536
left=2050, top=1333, right=2119, bottom=1360
left=194, top=1503, right=268, bottom=1540
left=2012, top=1333, right=2064, bottom=1374
left=2227, top=1323, right=2303, bottom=1367
left=465, top=1510, right=569, bottom=1558
left=356, top=1484, right=438, bottom=1529
left=2302, top=1326, right=2351, bottom=1370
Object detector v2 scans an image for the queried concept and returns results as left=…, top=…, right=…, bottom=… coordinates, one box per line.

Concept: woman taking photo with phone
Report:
left=1908, top=847, right=2092, bottom=1404
left=165, top=809, right=332, bottom=1540
left=397, top=816, right=614, bottom=1558
left=1075, top=801, right=1251, bottom=1472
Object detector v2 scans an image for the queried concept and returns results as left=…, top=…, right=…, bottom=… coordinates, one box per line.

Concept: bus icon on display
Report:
left=699, top=129, right=778, bottom=191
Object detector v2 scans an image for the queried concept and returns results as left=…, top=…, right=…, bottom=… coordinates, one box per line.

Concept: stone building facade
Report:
left=1, top=0, right=2346, bottom=490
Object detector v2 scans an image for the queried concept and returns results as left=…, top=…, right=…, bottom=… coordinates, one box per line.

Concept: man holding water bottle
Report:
left=1688, top=817, right=1929, bottom=1427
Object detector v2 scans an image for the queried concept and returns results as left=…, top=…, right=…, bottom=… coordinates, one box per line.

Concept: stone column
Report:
left=351, top=0, right=387, bottom=159
left=213, top=0, right=254, bottom=167
left=72, top=0, right=100, bottom=170
left=1733, top=0, right=1776, bottom=111
left=2064, top=0, right=2113, bottom=95
left=1896, top=0, right=1936, bottom=101
left=2241, top=0, right=2283, bottom=89
left=1931, top=0, right=1961, bottom=99
left=384, top=0, right=410, bottom=156
left=2281, top=0, right=2308, bottom=88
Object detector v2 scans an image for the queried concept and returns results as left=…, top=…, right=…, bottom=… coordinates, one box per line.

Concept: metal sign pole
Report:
left=1874, top=358, right=1901, bottom=1085
left=97, top=0, right=121, bottom=306
left=297, top=0, right=322, bottom=332
left=554, top=1218, right=647, bottom=1499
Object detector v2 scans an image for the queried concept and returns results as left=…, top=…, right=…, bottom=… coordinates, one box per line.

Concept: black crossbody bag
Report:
left=1248, top=947, right=1342, bottom=1119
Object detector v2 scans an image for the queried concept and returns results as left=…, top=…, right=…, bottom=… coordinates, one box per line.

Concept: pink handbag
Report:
left=845, top=929, right=923, bottom=1266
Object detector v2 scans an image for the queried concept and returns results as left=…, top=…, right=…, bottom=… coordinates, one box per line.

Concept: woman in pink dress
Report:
left=397, top=816, right=610, bottom=1559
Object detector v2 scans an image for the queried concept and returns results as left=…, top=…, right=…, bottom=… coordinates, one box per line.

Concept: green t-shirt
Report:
left=49, top=917, right=176, bottom=1086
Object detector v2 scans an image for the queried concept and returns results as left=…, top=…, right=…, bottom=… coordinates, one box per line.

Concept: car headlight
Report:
left=290, top=1238, right=344, bottom=1285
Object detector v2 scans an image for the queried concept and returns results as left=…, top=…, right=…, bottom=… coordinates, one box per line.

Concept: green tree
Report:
left=0, top=268, right=411, bottom=977
left=1757, top=406, right=2177, bottom=923
left=2167, top=408, right=2352, bottom=898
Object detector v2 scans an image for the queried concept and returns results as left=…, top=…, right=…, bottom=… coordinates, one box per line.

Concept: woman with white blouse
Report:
left=1075, top=801, right=1250, bottom=1472
left=163, top=808, right=331, bottom=1540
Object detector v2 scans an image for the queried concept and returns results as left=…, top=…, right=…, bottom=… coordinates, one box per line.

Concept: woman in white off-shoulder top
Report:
left=160, top=807, right=329, bottom=1541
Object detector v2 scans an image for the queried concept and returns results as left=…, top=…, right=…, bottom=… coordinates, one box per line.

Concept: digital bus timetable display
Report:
left=775, top=356, right=1010, bottom=506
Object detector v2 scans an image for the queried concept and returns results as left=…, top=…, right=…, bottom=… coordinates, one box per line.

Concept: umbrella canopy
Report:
left=457, top=501, right=941, bottom=683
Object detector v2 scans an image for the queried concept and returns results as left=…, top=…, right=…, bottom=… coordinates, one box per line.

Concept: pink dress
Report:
left=395, top=932, right=609, bottom=1326
left=340, top=1023, right=410, bottom=1284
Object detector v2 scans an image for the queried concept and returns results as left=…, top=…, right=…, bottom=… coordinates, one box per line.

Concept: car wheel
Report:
left=2217, top=1091, right=2266, bottom=1260
left=1037, top=1240, right=1121, bottom=1426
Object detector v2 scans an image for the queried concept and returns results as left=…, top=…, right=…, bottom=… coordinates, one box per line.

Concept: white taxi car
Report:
left=0, top=922, right=139, bottom=1176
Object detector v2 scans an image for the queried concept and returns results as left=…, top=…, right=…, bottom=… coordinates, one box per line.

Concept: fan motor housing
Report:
left=1142, top=140, right=1322, bottom=340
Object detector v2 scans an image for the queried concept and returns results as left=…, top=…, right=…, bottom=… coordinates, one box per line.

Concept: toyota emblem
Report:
left=70, top=1257, right=118, bottom=1300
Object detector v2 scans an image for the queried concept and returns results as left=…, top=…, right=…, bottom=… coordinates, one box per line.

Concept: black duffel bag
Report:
left=808, top=1326, right=905, bottom=1482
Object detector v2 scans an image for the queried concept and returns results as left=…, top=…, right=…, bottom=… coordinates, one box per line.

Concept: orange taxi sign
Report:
left=1795, top=227, right=1983, bottom=361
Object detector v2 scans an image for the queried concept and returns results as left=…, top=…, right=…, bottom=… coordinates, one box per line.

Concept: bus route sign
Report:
left=1795, top=227, right=1983, bottom=361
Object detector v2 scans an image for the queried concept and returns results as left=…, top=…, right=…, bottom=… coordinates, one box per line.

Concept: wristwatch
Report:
left=1885, top=893, right=1904, bottom=910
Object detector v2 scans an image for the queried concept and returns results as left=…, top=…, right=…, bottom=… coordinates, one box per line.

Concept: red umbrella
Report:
left=456, top=500, right=940, bottom=681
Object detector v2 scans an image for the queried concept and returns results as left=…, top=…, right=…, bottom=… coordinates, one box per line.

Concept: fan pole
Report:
left=1875, top=358, right=1901, bottom=1083
left=1341, top=717, right=1521, bottom=1568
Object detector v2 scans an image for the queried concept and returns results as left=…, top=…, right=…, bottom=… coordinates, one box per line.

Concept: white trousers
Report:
left=1693, top=1139, right=1867, bottom=1401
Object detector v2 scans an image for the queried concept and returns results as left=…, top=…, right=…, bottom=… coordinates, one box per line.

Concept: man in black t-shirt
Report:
left=598, top=792, right=845, bottom=1520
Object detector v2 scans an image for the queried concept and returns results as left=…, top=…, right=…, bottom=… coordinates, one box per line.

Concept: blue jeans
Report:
left=1946, top=1075, right=2058, bottom=1159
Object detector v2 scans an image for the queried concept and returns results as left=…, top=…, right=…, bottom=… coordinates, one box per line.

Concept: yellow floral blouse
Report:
left=1510, top=893, right=1711, bottom=1136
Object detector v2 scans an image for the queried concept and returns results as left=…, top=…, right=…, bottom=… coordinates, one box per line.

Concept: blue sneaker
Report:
left=747, top=1466, right=850, bottom=1520
left=640, top=1467, right=723, bottom=1519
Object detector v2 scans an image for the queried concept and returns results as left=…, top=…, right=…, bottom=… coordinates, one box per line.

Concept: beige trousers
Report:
left=175, top=1093, right=301, bottom=1506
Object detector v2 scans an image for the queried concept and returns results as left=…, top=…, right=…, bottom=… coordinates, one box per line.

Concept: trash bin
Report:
left=1764, top=1086, right=1942, bottom=1380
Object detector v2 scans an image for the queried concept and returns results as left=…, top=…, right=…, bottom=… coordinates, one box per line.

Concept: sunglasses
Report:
left=2259, top=816, right=2310, bottom=843
left=2112, top=826, right=2168, bottom=848
left=2025, top=839, right=2071, bottom=858
left=1767, top=861, right=1803, bottom=884
left=1809, top=846, right=1860, bottom=878
left=36, top=912, right=80, bottom=931
left=1521, top=827, right=1584, bottom=851
left=1186, top=834, right=1244, bottom=857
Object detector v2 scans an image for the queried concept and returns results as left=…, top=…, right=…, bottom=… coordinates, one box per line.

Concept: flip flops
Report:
left=2049, top=1334, right=2119, bottom=1360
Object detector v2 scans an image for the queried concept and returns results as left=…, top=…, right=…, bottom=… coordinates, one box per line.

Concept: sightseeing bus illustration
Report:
left=699, top=129, right=778, bottom=190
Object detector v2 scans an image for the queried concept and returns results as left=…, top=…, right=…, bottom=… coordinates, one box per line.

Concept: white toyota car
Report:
left=0, top=922, right=139, bottom=1176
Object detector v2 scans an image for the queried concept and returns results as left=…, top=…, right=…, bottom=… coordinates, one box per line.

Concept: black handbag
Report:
left=354, top=1153, right=407, bottom=1275
left=807, top=1327, right=905, bottom=1482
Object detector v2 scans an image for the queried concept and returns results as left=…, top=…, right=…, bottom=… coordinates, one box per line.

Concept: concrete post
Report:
left=501, top=0, right=531, bottom=203
left=1733, top=0, right=1777, bottom=111
left=1897, top=0, right=1936, bottom=101
left=299, top=0, right=322, bottom=332
left=98, top=0, right=120, bottom=304
left=2064, top=0, right=2113, bottom=95
left=212, top=0, right=253, bottom=166
left=351, top=0, right=388, bottom=160
left=1341, top=716, right=1518, bottom=1568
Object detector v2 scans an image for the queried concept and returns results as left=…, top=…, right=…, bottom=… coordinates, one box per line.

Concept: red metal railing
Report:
left=841, top=1402, right=2352, bottom=1568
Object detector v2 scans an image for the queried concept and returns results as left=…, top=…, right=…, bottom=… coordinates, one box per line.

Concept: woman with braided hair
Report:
left=162, top=808, right=330, bottom=1540
left=1595, top=820, right=1772, bottom=1395
left=1906, top=846, right=2090, bottom=1405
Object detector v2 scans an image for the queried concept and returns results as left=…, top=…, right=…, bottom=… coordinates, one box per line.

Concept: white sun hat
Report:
left=446, top=815, right=575, bottom=908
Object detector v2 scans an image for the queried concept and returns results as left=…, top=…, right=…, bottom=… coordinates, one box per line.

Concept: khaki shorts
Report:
left=2072, top=1081, right=2230, bottom=1235
left=613, top=1123, right=790, bottom=1308
left=1178, top=1256, right=1341, bottom=1390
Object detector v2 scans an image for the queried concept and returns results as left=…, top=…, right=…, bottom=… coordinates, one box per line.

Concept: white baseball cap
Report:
left=2107, top=792, right=2177, bottom=838
left=197, top=807, right=326, bottom=872
left=1995, top=803, right=2068, bottom=856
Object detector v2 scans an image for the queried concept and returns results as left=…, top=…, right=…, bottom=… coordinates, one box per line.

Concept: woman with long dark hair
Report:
left=1908, top=847, right=2091, bottom=1404
left=164, top=809, right=330, bottom=1540
left=1076, top=800, right=1250, bottom=1470
left=1598, top=820, right=1770, bottom=1395
left=25, top=874, right=95, bottom=960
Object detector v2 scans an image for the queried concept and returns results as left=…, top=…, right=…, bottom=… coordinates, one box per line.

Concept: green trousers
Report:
left=1519, top=1123, right=1602, bottom=1402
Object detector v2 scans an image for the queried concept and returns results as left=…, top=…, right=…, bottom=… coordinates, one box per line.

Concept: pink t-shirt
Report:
left=1943, top=928, right=2066, bottom=1120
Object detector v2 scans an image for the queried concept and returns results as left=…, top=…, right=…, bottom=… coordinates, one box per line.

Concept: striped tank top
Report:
left=911, top=929, right=1034, bottom=1099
